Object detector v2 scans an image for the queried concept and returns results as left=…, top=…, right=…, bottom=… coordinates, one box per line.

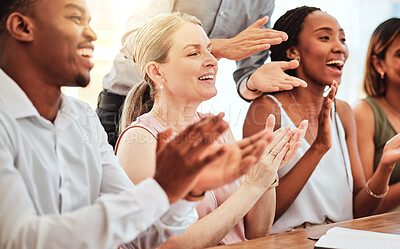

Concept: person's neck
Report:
left=1, top=52, right=62, bottom=123
left=150, top=96, right=200, bottom=133
left=287, top=82, right=326, bottom=120
left=384, top=82, right=400, bottom=114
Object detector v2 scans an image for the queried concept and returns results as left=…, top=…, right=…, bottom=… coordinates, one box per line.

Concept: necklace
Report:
left=150, top=110, right=178, bottom=131
left=289, top=91, right=316, bottom=139
left=150, top=110, right=194, bottom=133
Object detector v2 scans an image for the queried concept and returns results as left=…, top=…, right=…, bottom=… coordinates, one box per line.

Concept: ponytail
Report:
left=119, top=81, right=154, bottom=133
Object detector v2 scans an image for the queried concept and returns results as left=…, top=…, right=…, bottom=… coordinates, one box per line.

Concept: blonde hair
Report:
left=119, top=12, right=202, bottom=133
left=364, top=18, right=400, bottom=97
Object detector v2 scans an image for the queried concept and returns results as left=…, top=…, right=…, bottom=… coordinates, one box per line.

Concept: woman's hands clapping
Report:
left=244, top=114, right=308, bottom=192
left=313, top=80, right=338, bottom=152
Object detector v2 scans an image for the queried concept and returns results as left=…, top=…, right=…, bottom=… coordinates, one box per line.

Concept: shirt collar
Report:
left=0, top=69, right=79, bottom=123
left=0, top=69, right=40, bottom=119
left=56, top=94, right=79, bottom=127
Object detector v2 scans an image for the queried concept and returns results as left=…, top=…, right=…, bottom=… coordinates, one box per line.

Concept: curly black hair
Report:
left=270, top=6, right=321, bottom=76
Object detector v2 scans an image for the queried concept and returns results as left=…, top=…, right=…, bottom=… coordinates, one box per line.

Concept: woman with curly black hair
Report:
left=244, top=6, right=400, bottom=233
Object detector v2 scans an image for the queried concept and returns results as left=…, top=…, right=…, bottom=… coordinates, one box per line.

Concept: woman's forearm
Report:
left=374, top=182, right=400, bottom=214
left=159, top=183, right=265, bottom=249
left=244, top=187, right=276, bottom=239
left=353, top=163, right=394, bottom=218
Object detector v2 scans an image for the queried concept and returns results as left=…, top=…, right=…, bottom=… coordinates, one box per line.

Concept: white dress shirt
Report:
left=103, top=0, right=275, bottom=97
left=0, top=69, right=198, bottom=249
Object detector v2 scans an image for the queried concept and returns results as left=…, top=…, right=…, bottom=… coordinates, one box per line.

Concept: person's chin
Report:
left=76, top=73, right=90, bottom=87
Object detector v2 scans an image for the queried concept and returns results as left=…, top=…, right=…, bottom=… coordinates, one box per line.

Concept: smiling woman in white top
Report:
left=243, top=6, right=400, bottom=233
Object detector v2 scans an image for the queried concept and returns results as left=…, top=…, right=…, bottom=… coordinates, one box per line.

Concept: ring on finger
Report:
left=270, top=149, right=278, bottom=157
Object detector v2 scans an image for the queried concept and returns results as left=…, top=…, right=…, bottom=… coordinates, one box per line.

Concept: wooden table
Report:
left=208, top=211, right=400, bottom=249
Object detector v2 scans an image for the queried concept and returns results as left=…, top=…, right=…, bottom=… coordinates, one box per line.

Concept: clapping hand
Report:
left=193, top=122, right=273, bottom=193
left=380, top=133, right=400, bottom=168
left=154, top=113, right=229, bottom=203
left=244, top=114, right=308, bottom=192
left=313, top=80, right=338, bottom=151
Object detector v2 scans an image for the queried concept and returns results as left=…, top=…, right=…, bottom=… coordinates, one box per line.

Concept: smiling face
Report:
left=30, top=0, right=97, bottom=87
left=293, top=11, right=348, bottom=86
left=158, top=22, right=218, bottom=103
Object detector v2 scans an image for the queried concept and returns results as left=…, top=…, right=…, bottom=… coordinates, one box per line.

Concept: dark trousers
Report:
left=96, top=90, right=126, bottom=148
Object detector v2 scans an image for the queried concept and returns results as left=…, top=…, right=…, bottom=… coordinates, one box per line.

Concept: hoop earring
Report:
left=380, top=71, right=385, bottom=79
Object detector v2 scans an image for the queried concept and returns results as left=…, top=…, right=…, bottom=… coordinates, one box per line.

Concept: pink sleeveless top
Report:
left=116, top=112, right=245, bottom=245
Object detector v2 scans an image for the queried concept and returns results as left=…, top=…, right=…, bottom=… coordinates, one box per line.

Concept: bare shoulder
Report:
left=352, top=99, right=375, bottom=136
left=335, top=99, right=353, bottom=127
left=352, top=100, right=375, bottom=121
left=243, top=94, right=281, bottom=137
left=117, top=127, right=157, bottom=155
left=116, top=127, right=158, bottom=183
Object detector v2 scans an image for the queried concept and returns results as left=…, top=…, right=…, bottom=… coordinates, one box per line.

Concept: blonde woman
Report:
left=116, top=12, right=306, bottom=248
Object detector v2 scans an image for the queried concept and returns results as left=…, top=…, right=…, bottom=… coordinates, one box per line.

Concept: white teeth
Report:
left=326, top=60, right=344, bottom=66
left=77, top=48, right=93, bottom=59
left=198, top=74, right=214, bottom=80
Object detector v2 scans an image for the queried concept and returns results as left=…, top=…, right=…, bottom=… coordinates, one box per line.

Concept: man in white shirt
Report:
left=0, top=0, right=263, bottom=248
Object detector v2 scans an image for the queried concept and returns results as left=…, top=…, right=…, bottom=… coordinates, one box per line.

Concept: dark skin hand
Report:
left=154, top=114, right=229, bottom=203
left=154, top=113, right=272, bottom=203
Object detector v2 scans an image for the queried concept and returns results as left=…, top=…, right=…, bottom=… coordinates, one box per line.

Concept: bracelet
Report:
left=365, top=179, right=388, bottom=199
left=268, top=174, right=279, bottom=190
left=184, top=191, right=206, bottom=201
left=245, top=78, right=259, bottom=93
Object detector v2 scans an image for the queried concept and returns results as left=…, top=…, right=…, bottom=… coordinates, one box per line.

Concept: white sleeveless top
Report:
left=268, top=95, right=354, bottom=234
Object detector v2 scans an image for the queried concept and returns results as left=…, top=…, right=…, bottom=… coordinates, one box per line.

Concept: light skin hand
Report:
left=211, top=16, right=288, bottom=61
left=154, top=113, right=229, bottom=204
left=282, top=120, right=308, bottom=165
left=244, top=114, right=292, bottom=192
left=246, top=60, right=308, bottom=94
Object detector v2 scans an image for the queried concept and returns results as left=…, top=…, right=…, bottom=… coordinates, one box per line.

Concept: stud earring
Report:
left=160, top=84, right=164, bottom=89
left=380, top=71, right=385, bottom=79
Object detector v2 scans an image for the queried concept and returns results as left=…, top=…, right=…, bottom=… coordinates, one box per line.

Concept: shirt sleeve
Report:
left=0, top=102, right=172, bottom=249
left=0, top=132, right=170, bottom=249
left=233, top=0, right=275, bottom=101
left=122, top=200, right=199, bottom=249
